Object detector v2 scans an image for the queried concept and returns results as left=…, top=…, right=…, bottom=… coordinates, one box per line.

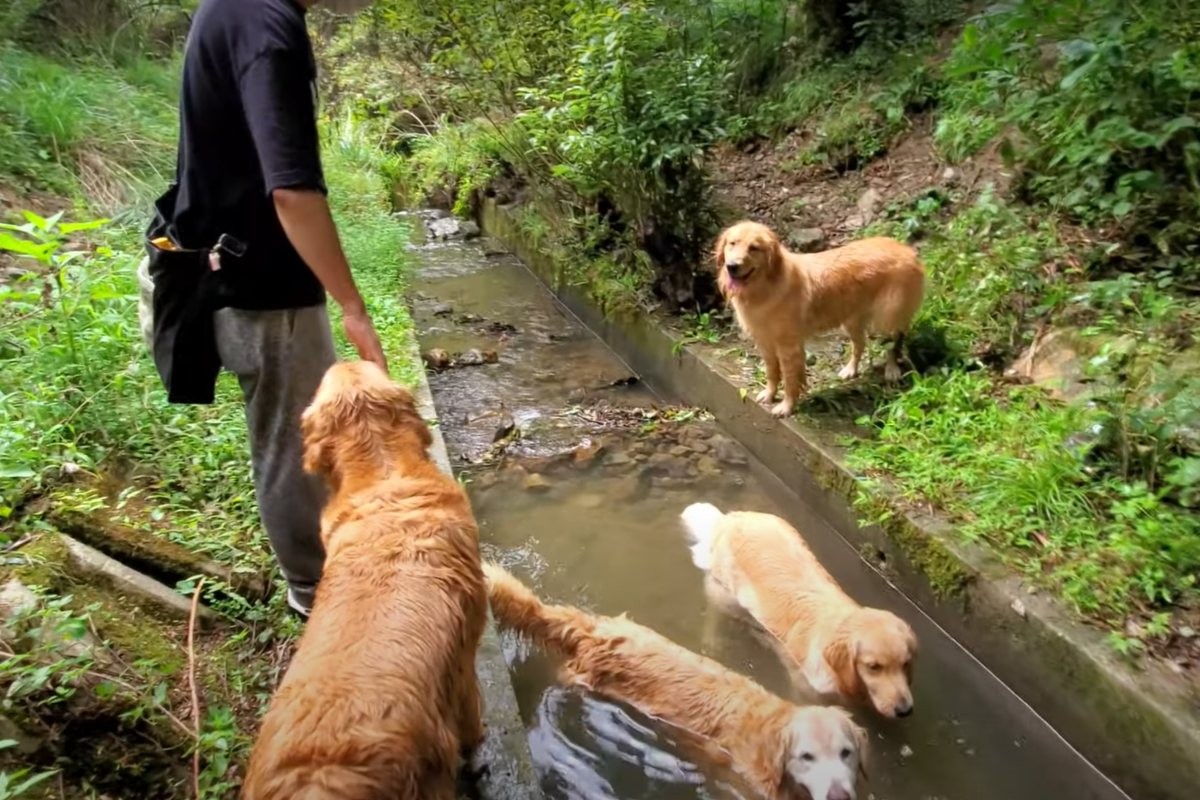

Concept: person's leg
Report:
left=214, top=305, right=338, bottom=615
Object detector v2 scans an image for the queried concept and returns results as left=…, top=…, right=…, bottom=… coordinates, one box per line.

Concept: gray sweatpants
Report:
left=137, top=258, right=335, bottom=608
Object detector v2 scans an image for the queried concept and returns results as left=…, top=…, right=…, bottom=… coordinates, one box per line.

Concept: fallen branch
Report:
left=187, top=578, right=205, bottom=799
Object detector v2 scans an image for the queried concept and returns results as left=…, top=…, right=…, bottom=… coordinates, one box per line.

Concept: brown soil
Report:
left=707, top=114, right=1015, bottom=242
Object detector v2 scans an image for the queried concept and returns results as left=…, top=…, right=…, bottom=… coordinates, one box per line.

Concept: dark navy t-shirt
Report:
left=170, top=0, right=326, bottom=310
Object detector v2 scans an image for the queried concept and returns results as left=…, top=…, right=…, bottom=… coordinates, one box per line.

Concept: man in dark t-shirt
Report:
left=141, top=0, right=379, bottom=618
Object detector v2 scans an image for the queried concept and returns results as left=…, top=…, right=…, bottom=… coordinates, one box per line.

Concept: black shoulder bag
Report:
left=144, top=185, right=244, bottom=405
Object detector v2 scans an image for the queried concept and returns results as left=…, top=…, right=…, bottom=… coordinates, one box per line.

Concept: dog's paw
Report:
left=755, top=388, right=775, bottom=404
left=838, top=363, right=858, bottom=380
left=770, top=401, right=795, bottom=418
left=884, top=361, right=903, bottom=383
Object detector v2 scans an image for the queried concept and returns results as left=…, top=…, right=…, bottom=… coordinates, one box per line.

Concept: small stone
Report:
left=1180, top=626, right=1196, bottom=639
left=459, top=220, right=481, bottom=239
left=573, top=440, right=605, bottom=467
left=787, top=227, right=826, bottom=253
left=457, top=313, right=485, bottom=324
left=857, top=187, right=882, bottom=221
left=421, top=348, right=452, bottom=370
left=670, top=445, right=691, bottom=458
left=899, top=745, right=913, bottom=758
left=481, top=349, right=499, bottom=364
left=572, top=493, right=604, bottom=509
left=431, top=302, right=454, bottom=316
left=604, top=452, right=633, bottom=467
left=476, top=472, right=499, bottom=490
left=943, top=166, right=958, bottom=184
left=688, top=441, right=710, bottom=454
left=610, top=475, right=646, bottom=503
left=696, top=456, right=721, bottom=476
left=457, top=349, right=487, bottom=366
left=60, top=461, right=80, bottom=476
left=648, top=452, right=675, bottom=469
left=710, top=435, right=748, bottom=466
left=492, top=412, right=516, bottom=443
left=1011, top=598, right=1027, bottom=618
left=428, top=216, right=461, bottom=239
left=522, top=473, right=552, bottom=493
left=843, top=213, right=866, bottom=230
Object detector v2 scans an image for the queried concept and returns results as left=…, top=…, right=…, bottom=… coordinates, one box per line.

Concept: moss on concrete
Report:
left=5, top=532, right=184, bottom=673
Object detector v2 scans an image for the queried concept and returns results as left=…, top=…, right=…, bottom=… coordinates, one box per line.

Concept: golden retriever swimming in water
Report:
left=683, top=503, right=917, bottom=719
left=484, top=562, right=869, bottom=800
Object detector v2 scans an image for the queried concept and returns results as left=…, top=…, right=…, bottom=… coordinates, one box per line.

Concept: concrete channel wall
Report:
left=477, top=197, right=1200, bottom=800
left=405, top=331, right=542, bottom=800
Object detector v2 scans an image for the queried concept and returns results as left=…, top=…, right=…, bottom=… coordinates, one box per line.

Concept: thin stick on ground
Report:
left=187, top=578, right=206, bottom=799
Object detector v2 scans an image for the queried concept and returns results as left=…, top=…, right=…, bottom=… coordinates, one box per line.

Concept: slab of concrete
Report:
left=61, top=534, right=218, bottom=627
left=404, top=331, right=542, bottom=800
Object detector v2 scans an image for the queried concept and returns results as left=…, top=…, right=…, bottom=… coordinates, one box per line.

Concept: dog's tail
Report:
left=483, top=563, right=595, bottom=658
left=680, top=502, right=725, bottom=571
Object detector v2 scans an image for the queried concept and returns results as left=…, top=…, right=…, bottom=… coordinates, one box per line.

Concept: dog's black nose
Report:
left=895, top=701, right=913, bottom=717
left=725, top=261, right=743, bottom=277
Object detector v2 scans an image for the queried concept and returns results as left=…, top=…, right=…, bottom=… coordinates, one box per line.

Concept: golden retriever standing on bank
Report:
left=682, top=503, right=917, bottom=719
left=484, top=563, right=868, bottom=800
left=715, top=221, right=926, bottom=417
left=242, top=362, right=488, bottom=800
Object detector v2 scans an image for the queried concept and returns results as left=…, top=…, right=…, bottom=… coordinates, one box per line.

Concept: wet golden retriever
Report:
left=242, top=362, right=488, bottom=800
left=682, top=503, right=917, bottom=719
left=714, top=220, right=926, bottom=417
left=484, top=563, right=868, bottom=800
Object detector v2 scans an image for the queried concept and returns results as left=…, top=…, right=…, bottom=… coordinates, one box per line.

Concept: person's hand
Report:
left=342, top=303, right=388, bottom=375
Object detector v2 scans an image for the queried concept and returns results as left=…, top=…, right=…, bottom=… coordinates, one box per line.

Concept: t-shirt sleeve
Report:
left=238, top=48, right=326, bottom=195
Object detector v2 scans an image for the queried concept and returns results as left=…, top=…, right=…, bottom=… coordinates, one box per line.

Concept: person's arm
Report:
left=272, top=189, right=386, bottom=370
left=239, top=47, right=387, bottom=372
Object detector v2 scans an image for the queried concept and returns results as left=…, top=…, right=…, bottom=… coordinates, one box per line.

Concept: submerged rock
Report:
left=522, top=473, right=552, bottom=493
left=457, top=349, right=499, bottom=367
left=422, top=348, right=452, bottom=370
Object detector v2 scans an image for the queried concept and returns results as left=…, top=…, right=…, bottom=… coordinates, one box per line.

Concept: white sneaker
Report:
left=286, top=588, right=312, bottom=619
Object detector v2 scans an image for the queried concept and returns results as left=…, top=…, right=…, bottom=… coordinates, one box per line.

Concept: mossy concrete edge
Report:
left=480, top=196, right=1200, bottom=800
left=403, top=327, right=542, bottom=800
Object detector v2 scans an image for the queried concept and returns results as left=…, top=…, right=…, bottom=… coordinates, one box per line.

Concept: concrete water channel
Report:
left=405, top=213, right=1130, bottom=800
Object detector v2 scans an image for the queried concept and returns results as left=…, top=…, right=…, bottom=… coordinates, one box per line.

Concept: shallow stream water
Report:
left=405, top=212, right=1128, bottom=800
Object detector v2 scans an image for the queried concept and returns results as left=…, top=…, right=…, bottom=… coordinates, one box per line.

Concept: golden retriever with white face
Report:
left=242, top=361, right=488, bottom=800
left=715, top=220, right=926, bottom=417
left=484, top=563, right=868, bottom=800
left=682, top=504, right=917, bottom=719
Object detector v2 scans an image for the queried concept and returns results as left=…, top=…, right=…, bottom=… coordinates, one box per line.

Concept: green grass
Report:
left=841, top=189, right=1200, bottom=644
left=848, top=370, right=1200, bottom=625
left=0, top=43, right=179, bottom=216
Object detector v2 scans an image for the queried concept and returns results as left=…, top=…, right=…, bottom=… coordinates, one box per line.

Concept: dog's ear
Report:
left=713, top=228, right=728, bottom=272
left=851, top=717, right=870, bottom=781
left=823, top=632, right=860, bottom=698
left=766, top=228, right=785, bottom=274
left=300, top=389, right=349, bottom=477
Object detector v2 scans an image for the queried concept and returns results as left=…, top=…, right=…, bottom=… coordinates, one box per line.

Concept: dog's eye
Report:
left=801, top=752, right=815, bottom=762
left=747, top=243, right=760, bottom=251
left=840, top=748, right=853, bottom=761
left=866, top=663, right=882, bottom=672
